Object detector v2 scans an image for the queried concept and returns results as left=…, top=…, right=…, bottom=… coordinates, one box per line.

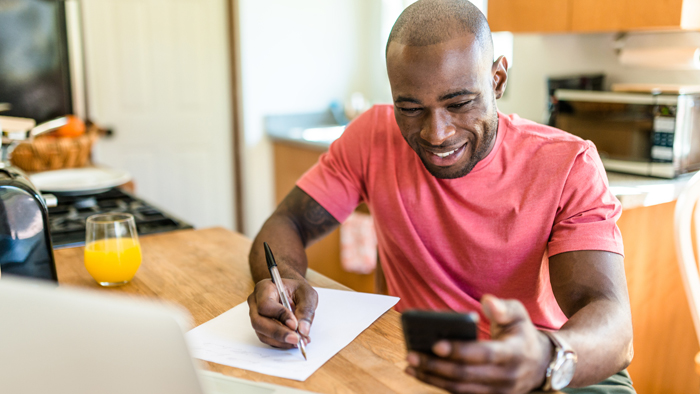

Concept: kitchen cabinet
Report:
left=488, top=0, right=569, bottom=33
left=488, top=0, right=700, bottom=33
left=618, top=201, right=700, bottom=394
left=569, top=0, right=627, bottom=32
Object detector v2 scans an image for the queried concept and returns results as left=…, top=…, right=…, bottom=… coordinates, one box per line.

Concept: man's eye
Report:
left=399, top=107, right=422, bottom=115
left=449, top=101, right=472, bottom=110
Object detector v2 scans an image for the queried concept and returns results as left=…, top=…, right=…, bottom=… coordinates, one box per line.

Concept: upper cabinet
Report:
left=488, top=0, right=700, bottom=33
left=488, top=0, right=569, bottom=33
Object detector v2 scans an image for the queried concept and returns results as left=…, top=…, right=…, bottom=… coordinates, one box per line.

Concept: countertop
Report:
left=53, top=227, right=444, bottom=394
left=53, top=227, right=561, bottom=394
left=607, top=171, right=696, bottom=210
left=266, top=111, right=344, bottom=151
left=267, top=121, right=696, bottom=210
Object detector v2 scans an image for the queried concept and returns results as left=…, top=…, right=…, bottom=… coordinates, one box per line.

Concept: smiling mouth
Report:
left=425, top=142, right=466, bottom=158
left=432, top=148, right=458, bottom=158
left=421, top=142, right=468, bottom=167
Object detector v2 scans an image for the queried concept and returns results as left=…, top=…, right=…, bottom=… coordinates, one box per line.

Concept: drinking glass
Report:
left=84, top=213, right=142, bottom=286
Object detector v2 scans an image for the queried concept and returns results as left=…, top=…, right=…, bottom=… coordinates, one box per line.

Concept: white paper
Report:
left=185, top=287, right=399, bottom=381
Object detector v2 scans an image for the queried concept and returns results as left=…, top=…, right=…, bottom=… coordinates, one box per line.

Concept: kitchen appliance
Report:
left=0, top=276, right=316, bottom=394
left=0, top=0, right=73, bottom=123
left=48, top=188, right=193, bottom=249
left=0, top=116, right=68, bottom=281
left=546, top=74, right=605, bottom=126
left=551, top=89, right=700, bottom=178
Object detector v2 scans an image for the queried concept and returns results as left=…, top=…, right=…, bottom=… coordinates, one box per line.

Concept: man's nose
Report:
left=420, top=110, right=456, bottom=146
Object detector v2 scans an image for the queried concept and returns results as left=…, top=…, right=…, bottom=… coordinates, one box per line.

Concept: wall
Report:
left=237, top=0, right=372, bottom=237
left=498, top=31, right=700, bottom=123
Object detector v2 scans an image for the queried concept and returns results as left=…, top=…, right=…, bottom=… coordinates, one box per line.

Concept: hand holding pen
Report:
left=264, top=242, right=308, bottom=360
left=246, top=241, right=318, bottom=358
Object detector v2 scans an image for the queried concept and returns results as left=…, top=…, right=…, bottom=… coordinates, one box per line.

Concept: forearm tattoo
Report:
left=278, top=187, right=340, bottom=246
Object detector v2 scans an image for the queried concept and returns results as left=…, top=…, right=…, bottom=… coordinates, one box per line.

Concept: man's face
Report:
left=386, top=35, right=507, bottom=179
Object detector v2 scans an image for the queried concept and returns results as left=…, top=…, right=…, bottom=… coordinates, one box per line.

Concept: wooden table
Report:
left=54, top=227, right=444, bottom=394
left=54, top=227, right=559, bottom=394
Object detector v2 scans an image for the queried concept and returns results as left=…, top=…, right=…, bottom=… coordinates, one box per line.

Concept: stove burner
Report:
left=48, top=188, right=193, bottom=248
left=73, top=197, right=97, bottom=210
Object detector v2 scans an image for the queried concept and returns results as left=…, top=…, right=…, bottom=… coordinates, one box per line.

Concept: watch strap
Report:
left=540, top=330, right=576, bottom=391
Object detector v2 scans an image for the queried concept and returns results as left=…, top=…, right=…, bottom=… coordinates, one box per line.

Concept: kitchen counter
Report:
left=53, top=228, right=558, bottom=394
left=266, top=111, right=344, bottom=151
left=53, top=228, right=442, bottom=394
left=607, top=171, right=696, bottom=210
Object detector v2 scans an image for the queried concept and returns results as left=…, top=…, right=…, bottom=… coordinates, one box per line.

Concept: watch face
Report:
left=551, top=356, right=577, bottom=390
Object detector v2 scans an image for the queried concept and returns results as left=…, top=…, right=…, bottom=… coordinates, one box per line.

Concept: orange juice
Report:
left=84, top=238, right=142, bottom=284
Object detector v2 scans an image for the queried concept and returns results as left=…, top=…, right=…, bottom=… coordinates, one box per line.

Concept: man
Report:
left=247, top=1, right=635, bottom=393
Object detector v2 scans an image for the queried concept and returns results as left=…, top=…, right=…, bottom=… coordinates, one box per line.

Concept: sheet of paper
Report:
left=185, top=287, right=399, bottom=381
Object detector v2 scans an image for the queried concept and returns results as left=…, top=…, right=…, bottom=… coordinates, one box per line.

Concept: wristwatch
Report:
left=540, top=330, right=578, bottom=391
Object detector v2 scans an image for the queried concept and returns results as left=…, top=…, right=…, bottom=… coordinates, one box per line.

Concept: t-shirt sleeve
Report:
left=548, top=142, right=624, bottom=257
left=295, top=107, right=376, bottom=223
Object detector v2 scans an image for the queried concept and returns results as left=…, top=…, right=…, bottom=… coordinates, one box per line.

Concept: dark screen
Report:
left=0, top=0, right=72, bottom=123
left=0, top=183, right=57, bottom=282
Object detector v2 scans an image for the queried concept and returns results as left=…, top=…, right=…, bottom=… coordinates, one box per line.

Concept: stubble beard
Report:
left=421, top=110, right=499, bottom=180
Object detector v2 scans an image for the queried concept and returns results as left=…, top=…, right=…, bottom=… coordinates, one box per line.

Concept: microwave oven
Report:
left=552, top=90, right=700, bottom=178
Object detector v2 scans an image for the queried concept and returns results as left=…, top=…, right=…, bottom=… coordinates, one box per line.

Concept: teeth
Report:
left=434, top=149, right=456, bottom=158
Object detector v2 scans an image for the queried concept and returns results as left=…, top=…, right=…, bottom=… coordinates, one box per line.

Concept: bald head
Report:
left=386, top=0, right=493, bottom=62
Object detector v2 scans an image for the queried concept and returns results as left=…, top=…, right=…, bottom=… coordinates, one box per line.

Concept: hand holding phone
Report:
left=401, top=310, right=478, bottom=355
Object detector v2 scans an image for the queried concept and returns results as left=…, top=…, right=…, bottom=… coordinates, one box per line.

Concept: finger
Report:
left=406, top=367, right=498, bottom=394
left=432, top=340, right=512, bottom=365
left=255, top=331, right=297, bottom=349
left=248, top=293, right=300, bottom=345
left=481, top=295, right=531, bottom=335
left=408, top=351, right=513, bottom=386
left=254, top=281, right=297, bottom=330
left=293, top=285, right=318, bottom=337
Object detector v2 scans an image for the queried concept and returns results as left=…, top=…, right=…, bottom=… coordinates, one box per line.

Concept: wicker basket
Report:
left=10, top=128, right=99, bottom=172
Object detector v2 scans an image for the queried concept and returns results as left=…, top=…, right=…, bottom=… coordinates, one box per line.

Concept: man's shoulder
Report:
left=370, top=103, right=395, bottom=116
left=342, top=104, right=402, bottom=144
left=502, top=112, right=586, bottom=144
left=361, top=104, right=397, bottom=133
left=501, top=112, right=592, bottom=155
left=352, top=104, right=395, bottom=126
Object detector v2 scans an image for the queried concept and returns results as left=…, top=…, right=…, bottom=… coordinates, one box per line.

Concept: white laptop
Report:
left=0, top=277, right=315, bottom=394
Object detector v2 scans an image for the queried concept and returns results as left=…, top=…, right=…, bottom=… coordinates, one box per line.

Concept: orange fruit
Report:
left=55, top=115, right=86, bottom=138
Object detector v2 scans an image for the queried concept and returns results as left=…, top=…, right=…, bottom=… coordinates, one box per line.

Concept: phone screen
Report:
left=402, top=310, right=478, bottom=355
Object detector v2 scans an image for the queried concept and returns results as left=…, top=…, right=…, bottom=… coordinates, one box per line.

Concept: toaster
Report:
left=0, top=115, right=66, bottom=282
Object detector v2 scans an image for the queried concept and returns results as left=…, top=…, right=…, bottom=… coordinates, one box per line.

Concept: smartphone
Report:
left=401, top=310, right=479, bottom=355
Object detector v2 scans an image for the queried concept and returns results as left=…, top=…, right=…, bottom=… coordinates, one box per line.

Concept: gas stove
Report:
left=48, top=188, right=193, bottom=248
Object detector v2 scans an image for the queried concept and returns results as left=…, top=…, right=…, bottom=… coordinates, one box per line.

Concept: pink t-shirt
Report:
left=297, top=105, right=623, bottom=337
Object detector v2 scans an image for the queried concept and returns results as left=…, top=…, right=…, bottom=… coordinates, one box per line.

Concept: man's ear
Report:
left=491, top=55, right=509, bottom=100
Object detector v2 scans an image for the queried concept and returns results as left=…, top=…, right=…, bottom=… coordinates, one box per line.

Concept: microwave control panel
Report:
left=650, top=105, right=676, bottom=163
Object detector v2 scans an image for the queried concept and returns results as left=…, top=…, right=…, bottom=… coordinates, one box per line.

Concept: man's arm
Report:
left=549, top=250, right=633, bottom=387
left=247, top=186, right=340, bottom=349
left=249, top=186, right=339, bottom=282
left=406, top=250, right=633, bottom=393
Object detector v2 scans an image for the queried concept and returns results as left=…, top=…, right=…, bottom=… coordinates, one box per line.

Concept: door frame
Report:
left=227, top=0, right=245, bottom=233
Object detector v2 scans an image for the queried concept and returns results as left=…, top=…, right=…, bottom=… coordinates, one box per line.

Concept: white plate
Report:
left=29, top=167, right=132, bottom=195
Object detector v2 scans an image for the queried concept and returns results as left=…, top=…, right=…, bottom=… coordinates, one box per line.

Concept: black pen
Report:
left=264, top=242, right=307, bottom=360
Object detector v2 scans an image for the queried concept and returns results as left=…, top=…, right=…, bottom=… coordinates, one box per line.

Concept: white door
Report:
left=80, top=0, right=235, bottom=230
